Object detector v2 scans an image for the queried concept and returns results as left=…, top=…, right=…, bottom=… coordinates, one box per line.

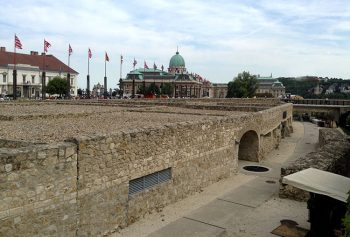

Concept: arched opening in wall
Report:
left=238, top=130, right=259, bottom=162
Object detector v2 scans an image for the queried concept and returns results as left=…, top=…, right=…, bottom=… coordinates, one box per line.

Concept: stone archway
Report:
left=238, top=130, right=259, bottom=162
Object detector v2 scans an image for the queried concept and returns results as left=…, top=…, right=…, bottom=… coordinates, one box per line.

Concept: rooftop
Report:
left=0, top=50, right=78, bottom=74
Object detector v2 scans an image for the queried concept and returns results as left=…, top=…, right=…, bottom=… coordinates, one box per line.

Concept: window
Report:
left=2, top=74, right=6, bottom=83
left=32, top=88, right=35, bottom=94
left=31, top=75, right=35, bottom=84
left=22, top=74, right=26, bottom=84
left=129, top=168, right=171, bottom=195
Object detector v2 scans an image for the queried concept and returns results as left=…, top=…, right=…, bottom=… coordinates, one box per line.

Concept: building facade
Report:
left=0, top=47, right=78, bottom=98
left=121, top=50, right=212, bottom=98
left=211, top=83, right=228, bottom=98
left=256, top=75, right=285, bottom=98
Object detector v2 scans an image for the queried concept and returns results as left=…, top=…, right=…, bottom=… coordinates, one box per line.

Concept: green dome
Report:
left=169, top=51, right=185, bottom=68
left=272, top=80, right=284, bottom=88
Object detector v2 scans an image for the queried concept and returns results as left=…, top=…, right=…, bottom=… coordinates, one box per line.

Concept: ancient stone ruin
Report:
left=0, top=98, right=292, bottom=236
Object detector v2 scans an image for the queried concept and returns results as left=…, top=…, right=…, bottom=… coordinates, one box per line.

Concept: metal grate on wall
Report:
left=129, top=168, right=172, bottom=195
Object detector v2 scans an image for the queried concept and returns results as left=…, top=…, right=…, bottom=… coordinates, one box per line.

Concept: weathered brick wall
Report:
left=73, top=118, right=237, bottom=236
left=0, top=142, right=78, bottom=237
left=0, top=139, right=35, bottom=148
left=56, top=98, right=282, bottom=109
left=0, top=103, right=293, bottom=236
left=279, top=128, right=350, bottom=201
left=72, top=103, right=293, bottom=236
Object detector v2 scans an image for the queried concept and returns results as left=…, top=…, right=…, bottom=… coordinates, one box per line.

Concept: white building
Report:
left=0, top=47, right=78, bottom=98
left=256, top=75, right=285, bottom=98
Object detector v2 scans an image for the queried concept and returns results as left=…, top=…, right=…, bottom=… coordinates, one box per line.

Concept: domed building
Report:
left=121, top=50, right=213, bottom=98
left=256, top=75, right=285, bottom=98
left=168, top=50, right=186, bottom=74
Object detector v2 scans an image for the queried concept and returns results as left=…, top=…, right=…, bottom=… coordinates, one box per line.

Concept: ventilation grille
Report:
left=129, top=168, right=171, bottom=195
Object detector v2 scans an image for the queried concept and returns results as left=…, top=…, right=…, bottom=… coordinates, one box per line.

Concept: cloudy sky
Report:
left=1, top=0, right=350, bottom=89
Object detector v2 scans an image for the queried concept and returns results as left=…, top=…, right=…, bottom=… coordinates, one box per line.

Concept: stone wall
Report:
left=0, top=142, right=78, bottom=237
left=0, top=139, right=36, bottom=148
left=279, top=128, right=350, bottom=201
left=0, top=103, right=293, bottom=236
left=56, top=97, right=283, bottom=109
left=72, top=103, right=292, bottom=236
left=73, top=118, right=237, bottom=236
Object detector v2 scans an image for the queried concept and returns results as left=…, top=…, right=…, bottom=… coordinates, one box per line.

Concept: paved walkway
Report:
left=147, top=122, right=319, bottom=237
left=112, top=122, right=320, bottom=237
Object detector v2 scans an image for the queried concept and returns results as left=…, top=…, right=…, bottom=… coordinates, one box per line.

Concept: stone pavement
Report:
left=147, top=122, right=319, bottom=237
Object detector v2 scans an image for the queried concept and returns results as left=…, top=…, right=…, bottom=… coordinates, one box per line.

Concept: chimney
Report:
left=30, top=51, right=38, bottom=55
left=0, top=47, right=6, bottom=52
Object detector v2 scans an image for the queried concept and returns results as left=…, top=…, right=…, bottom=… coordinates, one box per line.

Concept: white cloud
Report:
left=1, top=0, right=350, bottom=89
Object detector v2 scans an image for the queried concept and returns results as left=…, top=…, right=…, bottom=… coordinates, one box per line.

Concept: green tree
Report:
left=146, top=82, right=160, bottom=95
left=160, top=82, right=174, bottom=96
left=46, top=76, right=69, bottom=97
left=226, top=71, right=258, bottom=98
left=137, top=84, right=146, bottom=95
left=118, top=79, right=124, bottom=97
left=112, top=88, right=119, bottom=97
left=77, top=88, right=83, bottom=96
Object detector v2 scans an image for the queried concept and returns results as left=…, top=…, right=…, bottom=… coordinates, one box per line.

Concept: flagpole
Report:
left=67, top=45, right=71, bottom=99
left=120, top=54, right=122, bottom=80
left=104, top=52, right=107, bottom=99
left=42, top=39, right=46, bottom=100
left=87, top=50, right=90, bottom=99
left=13, top=34, right=16, bottom=68
left=141, top=60, right=146, bottom=97
left=13, top=34, right=17, bottom=100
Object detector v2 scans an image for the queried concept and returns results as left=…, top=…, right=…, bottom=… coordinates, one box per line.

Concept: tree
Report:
left=226, top=71, right=258, bottom=98
left=137, top=84, right=146, bottom=95
left=160, top=82, right=174, bottom=96
left=46, top=76, right=69, bottom=97
left=118, top=79, right=124, bottom=97
left=112, top=88, right=119, bottom=97
left=77, top=88, right=83, bottom=96
left=146, top=82, right=160, bottom=95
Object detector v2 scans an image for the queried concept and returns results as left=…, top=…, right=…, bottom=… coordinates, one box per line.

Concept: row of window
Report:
left=2, top=74, right=74, bottom=85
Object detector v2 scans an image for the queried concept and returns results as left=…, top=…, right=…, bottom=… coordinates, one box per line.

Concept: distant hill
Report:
left=278, top=77, right=350, bottom=99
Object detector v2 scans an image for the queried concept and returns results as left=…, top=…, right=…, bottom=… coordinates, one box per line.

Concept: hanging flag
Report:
left=153, top=62, right=157, bottom=70
left=105, top=52, right=109, bottom=62
left=69, top=44, right=73, bottom=55
left=15, top=35, right=22, bottom=49
left=144, top=61, right=149, bottom=69
left=44, top=39, right=51, bottom=53
left=133, top=58, right=137, bottom=67
left=88, top=48, right=92, bottom=59
left=120, top=55, right=123, bottom=64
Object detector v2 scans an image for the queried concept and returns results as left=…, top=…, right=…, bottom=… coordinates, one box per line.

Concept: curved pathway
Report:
left=112, top=122, right=319, bottom=237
